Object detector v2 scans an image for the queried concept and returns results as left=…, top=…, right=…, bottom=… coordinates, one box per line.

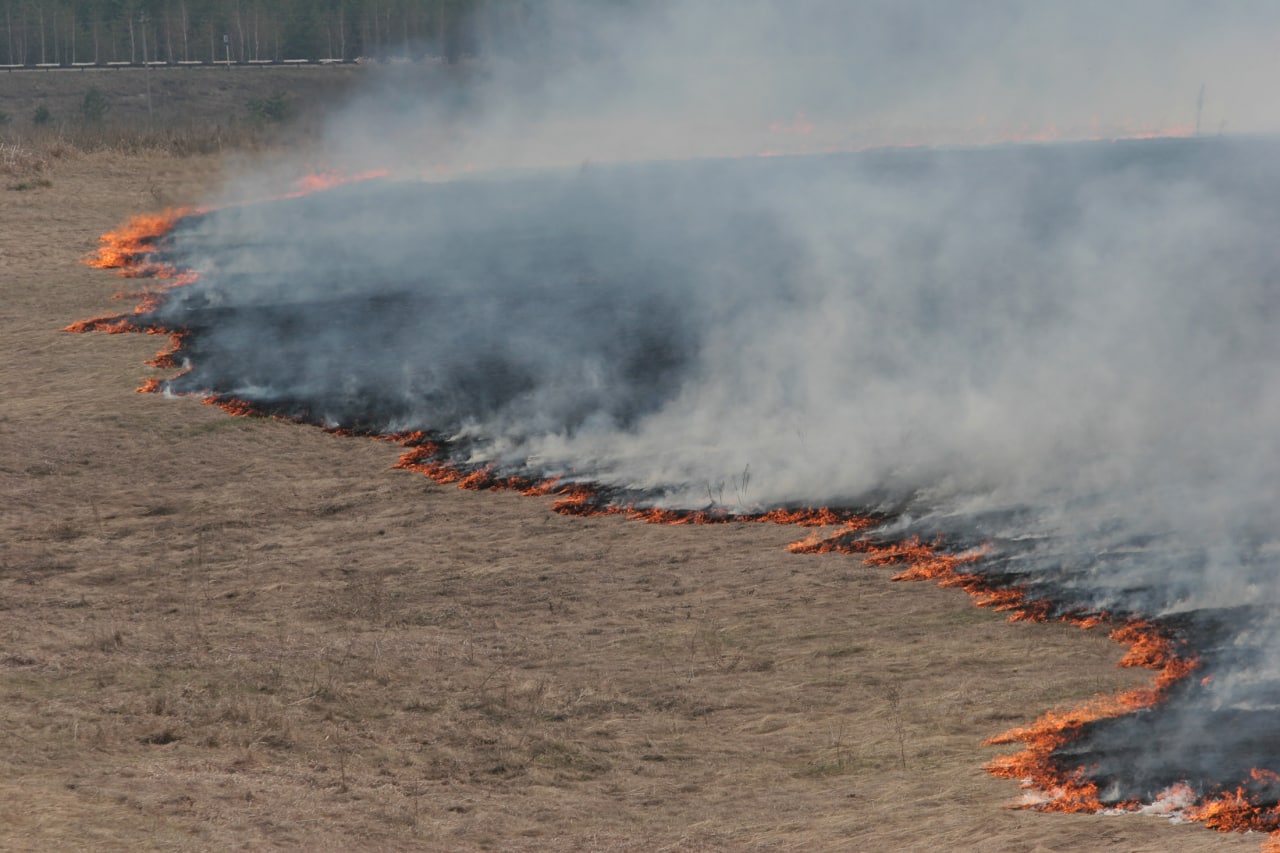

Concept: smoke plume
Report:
left=129, top=0, right=1280, bottom=819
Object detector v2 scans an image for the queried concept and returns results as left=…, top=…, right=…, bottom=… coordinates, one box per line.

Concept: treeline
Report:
left=0, top=0, right=549, bottom=66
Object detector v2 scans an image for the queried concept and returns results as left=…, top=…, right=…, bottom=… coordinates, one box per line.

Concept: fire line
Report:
left=66, top=167, right=1280, bottom=848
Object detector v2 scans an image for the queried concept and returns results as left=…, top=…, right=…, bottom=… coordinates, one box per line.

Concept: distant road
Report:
left=1, top=59, right=357, bottom=72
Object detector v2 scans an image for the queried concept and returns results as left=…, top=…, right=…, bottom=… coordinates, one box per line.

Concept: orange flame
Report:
left=62, top=316, right=142, bottom=335
left=390, top=441, right=875, bottom=531
left=201, top=396, right=279, bottom=419
left=144, top=330, right=190, bottom=370
left=1185, top=784, right=1280, bottom=833
left=86, top=207, right=199, bottom=272
left=289, top=169, right=390, bottom=196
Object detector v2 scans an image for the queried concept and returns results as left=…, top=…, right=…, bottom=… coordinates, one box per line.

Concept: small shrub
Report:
left=81, top=87, right=109, bottom=124
left=0, top=110, right=10, bottom=127
left=8, top=179, right=53, bottom=191
left=246, top=91, right=292, bottom=123
left=33, top=104, right=52, bottom=126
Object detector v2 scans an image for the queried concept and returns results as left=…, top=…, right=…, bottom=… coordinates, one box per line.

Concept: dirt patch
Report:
left=0, top=151, right=1256, bottom=851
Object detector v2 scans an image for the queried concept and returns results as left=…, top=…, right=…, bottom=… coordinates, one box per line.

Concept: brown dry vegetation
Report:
left=0, top=65, right=363, bottom=130
left=0, top=134, right=1264, bottom=849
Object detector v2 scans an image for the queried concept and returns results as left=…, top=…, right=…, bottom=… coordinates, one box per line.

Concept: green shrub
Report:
left=81, top=87, right=109, bottom=124
left=33, top=104, right=52, bottom=126
left=246, top=91, right=292, bottom=123
left=8, top=178, right=53, bottom=191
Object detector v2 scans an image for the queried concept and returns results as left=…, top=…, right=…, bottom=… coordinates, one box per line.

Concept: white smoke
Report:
left=147, top=0, right=1280, bottom=800
left=261, top=0, right=1280, bottom=181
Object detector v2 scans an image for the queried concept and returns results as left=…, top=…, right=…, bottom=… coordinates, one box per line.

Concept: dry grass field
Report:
left=0, top=134, right=1263, bottom=849
left=0, top=65, right=364, bottom=134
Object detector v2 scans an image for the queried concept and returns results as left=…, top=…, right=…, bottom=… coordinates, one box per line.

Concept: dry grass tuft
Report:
left=0, top=140, right=50, bottom=178
left=3, top=123, right=273, bottom=164
left=31, top=123, right=272, bottom=157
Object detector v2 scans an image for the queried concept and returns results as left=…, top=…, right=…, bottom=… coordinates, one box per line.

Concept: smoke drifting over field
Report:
left=150, top=137, right=1280, bottom=807
left=290, top=0, right=1280, bottom=178
left=104, top=0, right=1280, bottom=827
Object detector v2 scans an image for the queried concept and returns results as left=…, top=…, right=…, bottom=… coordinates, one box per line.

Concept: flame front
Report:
left=85, top=207, right=198, bottom=274
left=68, top=161, right=1280, bottom=848
left=289, top=168, right=390, bottom=196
